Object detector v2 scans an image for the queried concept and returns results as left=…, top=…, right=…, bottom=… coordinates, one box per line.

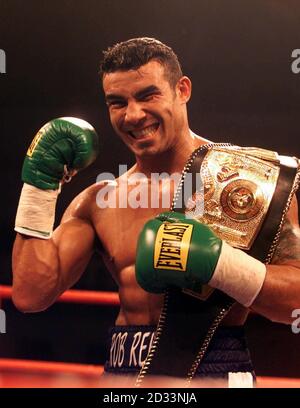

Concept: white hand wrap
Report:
left=208, top=241, right=267, bottom=307
left=15, top=183, right=60, bottom=239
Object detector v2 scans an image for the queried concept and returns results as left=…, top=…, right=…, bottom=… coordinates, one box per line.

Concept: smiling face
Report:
left=103, top=60, right=191, bottom=158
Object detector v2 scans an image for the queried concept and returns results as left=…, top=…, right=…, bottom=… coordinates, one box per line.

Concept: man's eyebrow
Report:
left=105, top=93, right=124, bottom=103
left=134, top=85, right=161, bottom=99
left=105, top=85, right=161, bottom=103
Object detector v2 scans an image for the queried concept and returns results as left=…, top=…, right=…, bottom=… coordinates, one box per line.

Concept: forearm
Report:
left=251, top=264, right=300, bottom=324
left=12, top=117, right=98, bottom=312
left=12, top=234, right=62, bottom=312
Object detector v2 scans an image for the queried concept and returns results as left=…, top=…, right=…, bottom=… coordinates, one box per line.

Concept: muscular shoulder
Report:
left=61, top=183, right=99, bottom=223
left=61, top=178, right=122, bottom=224
left=272, top=195, right=300, bottom=265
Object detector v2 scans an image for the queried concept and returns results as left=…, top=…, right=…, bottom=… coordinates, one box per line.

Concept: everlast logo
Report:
left=27, top=124, right=50, bottom=157
left=154, top=223, right=193, bottom=271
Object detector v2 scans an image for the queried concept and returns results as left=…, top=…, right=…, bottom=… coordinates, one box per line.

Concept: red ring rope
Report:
left=0, top=358, right=103, bottom=375
left=0, top=358, right=300, bottom=388
left=0, top=285, right=120, bottom=306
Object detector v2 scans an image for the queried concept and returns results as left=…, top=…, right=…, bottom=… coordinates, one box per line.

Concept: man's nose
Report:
left=124, top=101, right=146, bottom=126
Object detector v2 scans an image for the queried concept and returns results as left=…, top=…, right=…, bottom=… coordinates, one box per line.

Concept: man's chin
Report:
left=135, top=147, right=163, bottom=159
left=131, top=141, right=161, bottom=157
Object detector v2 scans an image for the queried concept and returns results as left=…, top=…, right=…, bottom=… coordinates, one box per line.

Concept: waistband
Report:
left=104, top=325, right=254, bottom=378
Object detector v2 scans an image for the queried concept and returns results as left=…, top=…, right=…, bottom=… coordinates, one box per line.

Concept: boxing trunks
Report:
left=103, top=325, right=255, bottom=386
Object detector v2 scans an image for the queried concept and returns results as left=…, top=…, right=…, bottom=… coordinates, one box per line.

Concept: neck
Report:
left=134, top=130, right=211, bottom=177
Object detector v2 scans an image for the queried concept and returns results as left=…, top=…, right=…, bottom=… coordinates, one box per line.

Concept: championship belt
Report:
left=136, top=143, right=300, bottom=386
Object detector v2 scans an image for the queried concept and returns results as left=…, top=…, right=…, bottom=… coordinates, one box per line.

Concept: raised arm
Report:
left=12, top=192, right=96, bottom=312
left=12, top=117, right=99, bottom=312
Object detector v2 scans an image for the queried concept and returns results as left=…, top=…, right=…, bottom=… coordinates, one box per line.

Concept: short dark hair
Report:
left=99, top=37, right=183, bottom=88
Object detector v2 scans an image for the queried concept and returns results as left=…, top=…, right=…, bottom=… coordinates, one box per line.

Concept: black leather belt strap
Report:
left=249, top=162, right=299, bottom=262
left=143, top=288, right=233, bottom=378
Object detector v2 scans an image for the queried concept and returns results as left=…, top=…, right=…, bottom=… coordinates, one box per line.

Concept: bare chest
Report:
left=92, top=179, right=176, bottom=271
left=93, top=206, right=165, bottom=272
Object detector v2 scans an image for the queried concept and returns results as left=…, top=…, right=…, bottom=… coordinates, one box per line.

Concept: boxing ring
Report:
left=0, top=285, right=300, bottom=388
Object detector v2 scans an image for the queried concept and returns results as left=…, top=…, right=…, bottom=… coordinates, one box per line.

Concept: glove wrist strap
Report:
left=15, top=183, right=60, bottom=239
left=209, top=241, right=266, bottom=307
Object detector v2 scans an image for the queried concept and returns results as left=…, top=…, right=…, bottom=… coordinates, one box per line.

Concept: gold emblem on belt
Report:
left=220, top=179, right=264, bottom=221
left=191, top=146, right=280, bottom=250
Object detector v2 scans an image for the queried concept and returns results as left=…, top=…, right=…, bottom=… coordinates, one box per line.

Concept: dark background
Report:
left=0, top=0, right=300, bottom=378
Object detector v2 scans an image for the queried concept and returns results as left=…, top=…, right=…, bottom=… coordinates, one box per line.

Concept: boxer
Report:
left=13, top=38, right=300, bottom=386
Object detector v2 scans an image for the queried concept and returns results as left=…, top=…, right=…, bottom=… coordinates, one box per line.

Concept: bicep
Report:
left=271, top=195, right=300, bottom=266
left=52, top=216, right=96, bottom=292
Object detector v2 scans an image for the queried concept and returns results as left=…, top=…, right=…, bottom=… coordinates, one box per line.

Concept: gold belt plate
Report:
left=189, top=146, right=280, bottom=250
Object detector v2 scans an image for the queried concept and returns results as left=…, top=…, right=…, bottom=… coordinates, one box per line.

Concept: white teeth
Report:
left=131, top=124, right=158, bottom=138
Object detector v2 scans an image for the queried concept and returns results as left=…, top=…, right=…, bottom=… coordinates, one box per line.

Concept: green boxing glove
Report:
left=136, top=212, right=266, bottom=307
left=22, top=117, right=99, bottom=190
left=15, top=117, right=99, bottom=239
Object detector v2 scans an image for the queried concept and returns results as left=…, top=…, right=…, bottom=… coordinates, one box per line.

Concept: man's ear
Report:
left=176, top=76, right=192, bottom=103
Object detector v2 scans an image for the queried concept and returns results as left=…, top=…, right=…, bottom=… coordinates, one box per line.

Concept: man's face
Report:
left=103, top=60, right=190, bottom=157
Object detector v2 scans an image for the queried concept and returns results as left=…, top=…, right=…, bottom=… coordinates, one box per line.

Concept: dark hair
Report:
left=99, top=37, right=183, bottom=88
